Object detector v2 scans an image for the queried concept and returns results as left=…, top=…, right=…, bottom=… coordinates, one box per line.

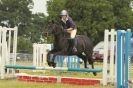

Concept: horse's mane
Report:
left=50, top=20, right=62, bottom=27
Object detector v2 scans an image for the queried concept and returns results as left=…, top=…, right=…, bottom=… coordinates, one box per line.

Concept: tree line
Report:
left=0, top=0, right=133, bottom=53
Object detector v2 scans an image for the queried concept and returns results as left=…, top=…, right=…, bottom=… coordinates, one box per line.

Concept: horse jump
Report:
left=103, top=29, right=116, bottom=85
left=33, top=43, right=81, bottom=68
left=103, top=29, right=132, bottom=88
left=0, top=26, right=131, bottom=87
left=0, top=26, right=17, bottom=79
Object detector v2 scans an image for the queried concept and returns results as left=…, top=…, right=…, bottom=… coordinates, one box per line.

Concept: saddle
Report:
left=65, top=37, right=78, bottom=47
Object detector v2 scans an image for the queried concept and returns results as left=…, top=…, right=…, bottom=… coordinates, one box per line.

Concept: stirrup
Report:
left=73, top=47, right=77, bottom=52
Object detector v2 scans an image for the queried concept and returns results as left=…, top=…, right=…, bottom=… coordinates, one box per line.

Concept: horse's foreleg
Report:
left=51, top=51, right=65, bottom=68
left=51, top=54, right=57, bottom=68
left=47, top=51, right=51, bottom=66
left=47, top=52, right=50, bottom=62
left=47, top=49, right=57, bottom=66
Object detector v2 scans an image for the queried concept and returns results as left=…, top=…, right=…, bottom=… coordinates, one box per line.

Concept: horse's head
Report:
left=47, top=20, right=63, bottom=36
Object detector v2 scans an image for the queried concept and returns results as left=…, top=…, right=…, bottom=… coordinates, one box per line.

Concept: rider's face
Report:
left=61, top=15, right=67, bottom=20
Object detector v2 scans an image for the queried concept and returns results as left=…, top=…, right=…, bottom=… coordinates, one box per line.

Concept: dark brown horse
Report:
left=47, top=20, right=96, bottom=75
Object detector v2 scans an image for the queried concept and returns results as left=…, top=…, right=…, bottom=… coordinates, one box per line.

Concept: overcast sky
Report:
left=31, top=0, right=49, bottom=16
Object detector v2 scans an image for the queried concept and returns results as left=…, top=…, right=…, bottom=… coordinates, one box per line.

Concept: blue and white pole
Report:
left=5, top=65, right=102, bottom=72
left=117, top=30, right=132, bottom=88
left=117, top=30, right=124, bottom=88
left=125, top=29, right=132, bottom=88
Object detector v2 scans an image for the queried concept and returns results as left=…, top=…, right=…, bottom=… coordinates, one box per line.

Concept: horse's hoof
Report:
left=107, top=69, right=110, bottom=73
left=93, top=72, right=97, bottom=76
left=52, top=63, right=56, bottom=68
left=48, top=62, right=52, bottom=66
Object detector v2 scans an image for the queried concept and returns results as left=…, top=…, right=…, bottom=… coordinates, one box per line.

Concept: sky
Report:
left=31, top=0, right=49, bottom=16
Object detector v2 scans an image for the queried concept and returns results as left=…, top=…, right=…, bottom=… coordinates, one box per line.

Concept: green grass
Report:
left=1, top=61, right=133, bottom=88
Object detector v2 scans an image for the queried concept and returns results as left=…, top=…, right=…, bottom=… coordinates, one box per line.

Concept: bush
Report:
left=17, top=36, right=33, bottom=53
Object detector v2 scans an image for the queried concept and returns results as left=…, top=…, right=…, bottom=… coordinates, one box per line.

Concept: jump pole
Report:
left=5, top=65, right=102, bottom=72
left=125, top=29, right=131, bottom=88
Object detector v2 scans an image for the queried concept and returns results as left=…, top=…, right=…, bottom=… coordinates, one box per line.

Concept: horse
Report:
left=47, top=20, right=96, bottom=76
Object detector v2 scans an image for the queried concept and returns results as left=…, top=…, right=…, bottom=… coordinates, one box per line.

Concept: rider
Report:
left=60, top=10, right=77, bottom=52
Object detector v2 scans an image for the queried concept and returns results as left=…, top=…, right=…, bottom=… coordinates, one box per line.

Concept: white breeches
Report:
left=67, top=29, right=77, bottom=38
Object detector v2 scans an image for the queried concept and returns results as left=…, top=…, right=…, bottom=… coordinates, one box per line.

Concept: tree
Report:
left=0, top=0, right=48, bottom=53
left=27, top=13, right=48, bottom=43
left=47, top=0, right=133, bottom=44
left=65, top=0, right=115, bottom=43
left=47, top=0, right=66, bottom=21
left=107, top=0, right=133, bottom=29
left=0, top=0, right=36, bottom=38
left=17, top=36, right=33, bottom=53
left=0, top=0, right=33, bottom=28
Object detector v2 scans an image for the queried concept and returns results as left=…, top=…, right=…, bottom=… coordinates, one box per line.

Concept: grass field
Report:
left=0, top=61, right=133, bottom=88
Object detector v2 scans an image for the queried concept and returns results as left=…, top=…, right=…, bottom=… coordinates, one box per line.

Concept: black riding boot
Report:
left=71, top=38, right=77, bottom=52
left=67, top=38, right=77, bottom=53
left=67, top=39, right=72, bottom=53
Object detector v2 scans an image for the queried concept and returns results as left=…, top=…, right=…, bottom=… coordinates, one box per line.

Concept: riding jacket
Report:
left=61, top=17, right=77, bottom=30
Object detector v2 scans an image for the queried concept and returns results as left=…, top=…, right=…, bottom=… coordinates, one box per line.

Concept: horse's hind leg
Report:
left=78, top=54, right=97, bottom=76
left=87, top=55, right=97, bottom=76
left=77, top=54, right=88, bottom=68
